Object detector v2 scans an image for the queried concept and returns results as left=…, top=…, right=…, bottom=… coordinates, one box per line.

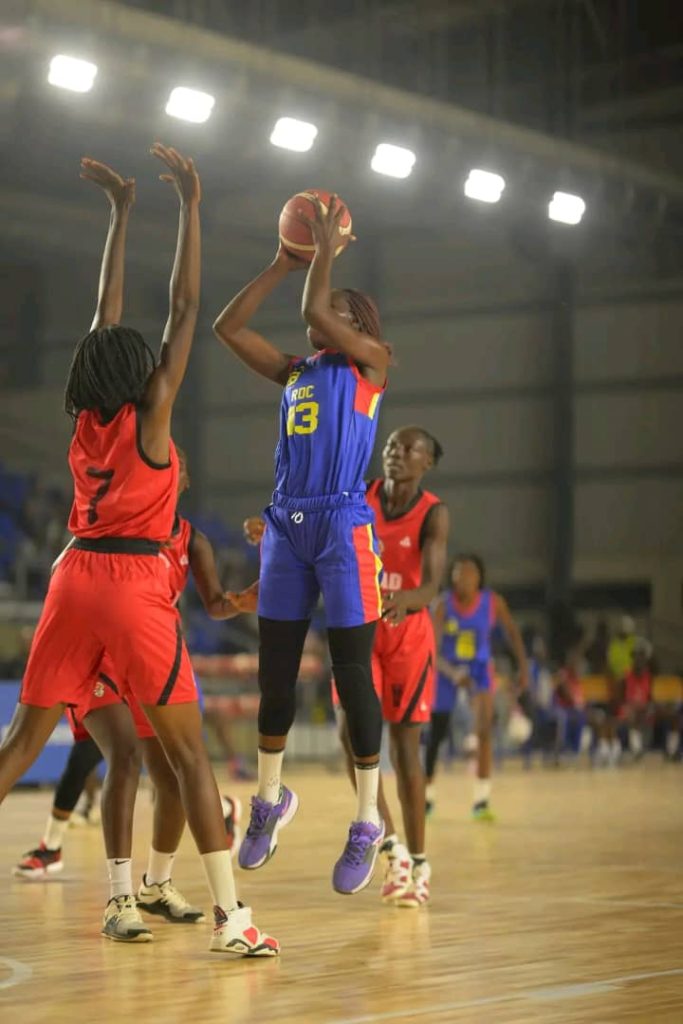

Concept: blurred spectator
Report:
left=553, top=648, right=589, bottom=757
left=585, top=618, right=609, bottom=675
left=607, top=615, right=652, bottom=681
left=619, top=641, right=653, bottom=760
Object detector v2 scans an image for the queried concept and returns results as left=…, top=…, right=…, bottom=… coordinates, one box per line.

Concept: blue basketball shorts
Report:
left=433, top=660, right=495, bottom=712
left=257, top=491, right=383, bottom=629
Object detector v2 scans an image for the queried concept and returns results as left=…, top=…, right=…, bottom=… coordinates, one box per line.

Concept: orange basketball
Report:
left=278, top=189, right=352, bottom=262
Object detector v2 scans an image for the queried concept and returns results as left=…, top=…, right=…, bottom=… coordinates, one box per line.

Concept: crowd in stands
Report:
left=520, top=616, right=682, bottom=764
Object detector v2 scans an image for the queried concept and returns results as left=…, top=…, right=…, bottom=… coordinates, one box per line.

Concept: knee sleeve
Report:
left=257, top=617, right=309, bottom=737
left=328, top=623, right=381, bottom=760
left=53, top=738, right=104, bottom=813
left=332, top=661, right=382, bottom=759
left=425, top=711, right=450, bottom=776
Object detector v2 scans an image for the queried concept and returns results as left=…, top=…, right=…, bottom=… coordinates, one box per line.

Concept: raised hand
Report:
left=298, top=194, right=347, bottom=254
left=80, top=158, right=135, bottom=209
left=151, top=143, right=201, bottom=205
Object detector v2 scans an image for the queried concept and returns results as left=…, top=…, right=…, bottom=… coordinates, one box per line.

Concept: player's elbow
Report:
left=213, top=316, right=238, bottom=348
left=301, top=299, right=326, bottom=330
left=170, top=298, right=200, bottom=328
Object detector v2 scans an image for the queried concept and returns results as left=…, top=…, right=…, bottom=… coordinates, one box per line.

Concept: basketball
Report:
left=278, top=189, right=352, bottom=262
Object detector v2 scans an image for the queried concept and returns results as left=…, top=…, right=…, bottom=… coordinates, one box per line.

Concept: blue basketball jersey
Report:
left=440, top=589, right=496, bottom=667
left=274, top=350, right=384, bottom=500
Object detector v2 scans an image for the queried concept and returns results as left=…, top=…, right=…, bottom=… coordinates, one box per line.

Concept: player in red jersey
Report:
left=235, top=426, right=449, bottom=906
left=337, top=427, right=448, bottom=907
left=13, top=451, right=242, bottom=927
left=0, top=148, right=277, bottom=955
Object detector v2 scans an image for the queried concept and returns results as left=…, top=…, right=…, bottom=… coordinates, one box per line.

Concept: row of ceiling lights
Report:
left=48, top=54, right=587, bottom=226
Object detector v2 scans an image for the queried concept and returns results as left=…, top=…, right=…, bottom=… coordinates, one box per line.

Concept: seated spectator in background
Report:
left=607, top=615, right=651, bottom=682
left=553, top=650, right=589, bottom=757
left=619, top=642, right=653, bottom=760
left=585, top=618, right=609, bottom=675
left=664, top=704, right=683, bottom=762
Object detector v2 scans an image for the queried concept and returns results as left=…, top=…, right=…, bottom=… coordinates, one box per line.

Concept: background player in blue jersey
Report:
left=214, top=195, right=390, bottom=895
left=427, top=555, right=529, bottom=821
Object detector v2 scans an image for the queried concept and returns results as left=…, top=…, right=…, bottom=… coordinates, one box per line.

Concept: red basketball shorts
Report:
left=332, top=609, right=435, bottom=725
left=67, top=654, right=157, bottom=742
left=21, top=549, right=196, bottom=713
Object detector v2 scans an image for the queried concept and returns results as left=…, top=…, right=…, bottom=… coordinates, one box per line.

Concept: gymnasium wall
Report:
left=1, top=212, right=682, bottom=629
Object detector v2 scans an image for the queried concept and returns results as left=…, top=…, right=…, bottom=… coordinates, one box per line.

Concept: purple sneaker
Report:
left=332, top=820, right=385, bottom=895
left=238, top=786, right=299, bottom=870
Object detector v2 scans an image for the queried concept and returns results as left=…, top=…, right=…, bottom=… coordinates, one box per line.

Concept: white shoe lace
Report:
left=156, top=879, right=195, bottom=914
left=111, top=894, right=144, bottom=924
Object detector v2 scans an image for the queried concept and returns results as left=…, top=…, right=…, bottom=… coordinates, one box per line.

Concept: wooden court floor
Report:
left=1, top=761, right=682, bottom=1023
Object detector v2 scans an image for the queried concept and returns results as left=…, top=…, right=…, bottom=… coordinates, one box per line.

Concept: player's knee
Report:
left=333, top=661, right=381, bottom=759
left=107, top=740, right=142, bottom=780
left=390, top=729, right=422, bottom=776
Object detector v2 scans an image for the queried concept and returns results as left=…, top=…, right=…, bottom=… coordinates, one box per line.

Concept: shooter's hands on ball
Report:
left=298, top=194, right=352, bottom=255
left=382, top=590, right=411, bottom=625
left=151, top=142, right=201, bottom=205
left=243, top=516, right=266, bottom=546
left=80, top=159, right=136, bottom=210
left=274, top=243, right=308, bottom=274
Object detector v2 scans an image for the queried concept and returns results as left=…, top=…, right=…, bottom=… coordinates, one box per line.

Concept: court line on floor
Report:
left=0, top=957, right=33, bottom=991
left=329, top=967, right=683, bottom=1023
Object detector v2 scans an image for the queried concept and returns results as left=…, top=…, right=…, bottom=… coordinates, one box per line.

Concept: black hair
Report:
left=342, top=289, right=381, bottom=339
left=418, top=428, right=444, bottom=465
left=64, top=326, right=156, bottom=422
left=452, top=553, right=486, bottom=589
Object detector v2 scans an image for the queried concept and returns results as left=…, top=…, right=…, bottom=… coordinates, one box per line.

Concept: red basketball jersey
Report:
left=366, top=479, right=442, bottom=593
left=160, top=516, right=193, bottom=606
left=68, top=403, right=178, bottom=541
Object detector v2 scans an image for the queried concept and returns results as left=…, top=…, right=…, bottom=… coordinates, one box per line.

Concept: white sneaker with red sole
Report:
left=397, top=860, right=431, bottom=908
left=210, top=903, right=280, bottom=957
left=379, top=843, right=412, bottom=903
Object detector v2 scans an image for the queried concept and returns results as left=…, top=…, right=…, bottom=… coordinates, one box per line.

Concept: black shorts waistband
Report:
left=72, top=537, right=161, bottom=556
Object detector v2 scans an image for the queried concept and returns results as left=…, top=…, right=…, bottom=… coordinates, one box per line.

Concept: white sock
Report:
left=257, top=748, right=284, bottom=804
left=609, top=738, right=621, bottom=763
left=354, top=763, right=381, bottom=826
left=629, top=729, right=643, bottom=755
left=473, top=778, right=491, bottom=806
left=107, top=858, right=133, bottom=899
left=43, top=814, right=69, bottom=851
left=146, top=848, right=176, bottom=886
left=597, top=738, right=610, bottom=759
left=666, top=731, right=680, bottom=757
left=200, top=850, right=237, bottom=915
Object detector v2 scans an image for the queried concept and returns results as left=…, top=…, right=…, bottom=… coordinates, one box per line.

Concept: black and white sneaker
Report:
left=137, top=876, right=206, bottom=923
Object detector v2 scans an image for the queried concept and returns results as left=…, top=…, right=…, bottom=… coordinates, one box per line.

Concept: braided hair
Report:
left=64, top=326, right=156, bottom=422
left=342, top=289, right=381, bottom=339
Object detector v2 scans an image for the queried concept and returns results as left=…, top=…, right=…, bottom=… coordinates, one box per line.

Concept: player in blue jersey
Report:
left=426, top=554, right=528, bottom=821
left=214, top=196, right=390, bottom=895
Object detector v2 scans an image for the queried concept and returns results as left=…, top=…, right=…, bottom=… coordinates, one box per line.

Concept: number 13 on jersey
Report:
left=287, top=400, right=319, bottom=436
